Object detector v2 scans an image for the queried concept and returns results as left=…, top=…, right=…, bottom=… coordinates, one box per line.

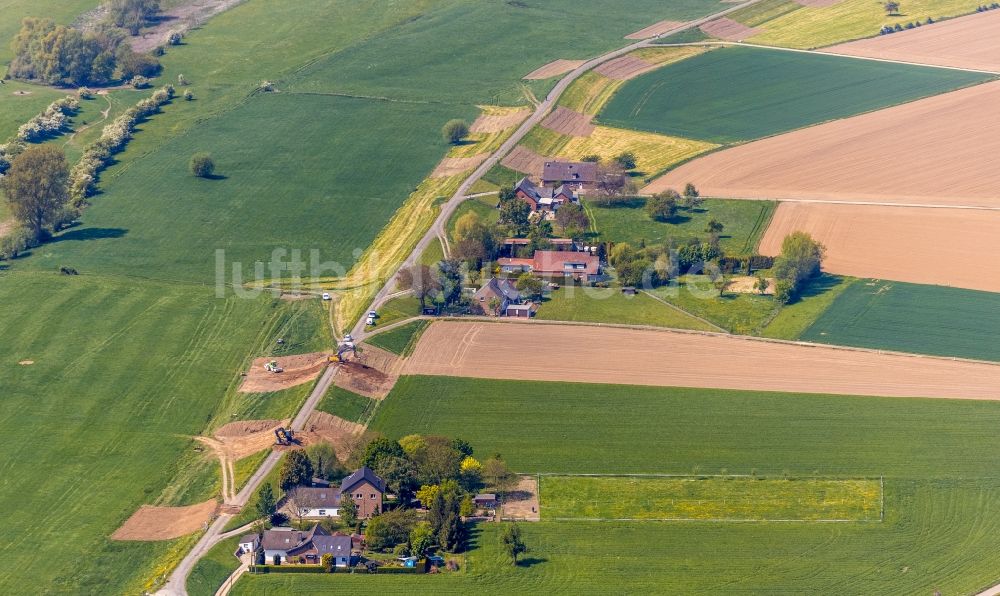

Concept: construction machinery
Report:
left=264, top=360, right=283, bottom=373
left=329, top=342, right=357, bottom=363
left=274, top=427, right=296, bottom=446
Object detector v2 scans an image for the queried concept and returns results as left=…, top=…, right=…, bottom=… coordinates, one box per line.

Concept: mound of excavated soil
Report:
left=298, top=411, right=365, bottom=462
left=593, top=55, right=659, bottom=81
left=700, top=17, right=761, bottom=41
left=726, top=276, right=775, bottom=295
left=501, top=145, right=549, bottom=176
left=215, top=419, right=283, bottom=438
left=523, top=59, right=585, bottom=80
left=18, top=360, right=34, bottom=365
left=470, top=109, right=530, bottom=133
left=334, top=345, right=401, bottom=399
left=540, top=107, right=595, bottom=137
left=111, top=500, right=217, bottom=541
left=240, top=352, right=330, bottom=393
left=432, top=155, right=488, bottom=178
left=626, top=19, right=686, bottom=39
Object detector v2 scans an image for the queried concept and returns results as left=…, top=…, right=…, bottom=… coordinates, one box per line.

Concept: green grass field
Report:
left=598, top=45, right=992, bottom=143
left=649, top=279, right=779, bottom=335
left=762, top=274, right=855, bottom=339
left=318, top=385, right=377, bottom=424
left=536, top=286, right=716, bottom=331
left=366, top=320, right=430, bottom=356
left=231, top=375, right=1000, bottom=594
left=584, top=198, right=774, bottom=256
left=540, top=475, right=881, bottom=521
left=799, top=280, right=1000, bottom=360
left=0, top=271, right=307, bottom=593
left=187, top=536, right=242, bottom=596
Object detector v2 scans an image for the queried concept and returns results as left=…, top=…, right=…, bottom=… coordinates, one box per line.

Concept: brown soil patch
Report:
left=470, top=109, right=530, bottom=133
left=594, top=55, right=659, bottom=81
left=523, top=59, right=585, bottom=80
left=298, top=411, right=364, bottom=462
left=626, top=19, right=686, bottom=39
left=18, top=360, right=34, bottom=366
left=761, top=202, right=1000, bottom=292
left=501, top=145, right=549, bottom=176
left=646, top=81, right=1000, bottom=208
left=215, top=419, right=283, bottom=438
left=279, top=292, right=313, bottom=301
left=111, top=500, right=217, bottom=541
left=540, top=106, right=595, bottom=137
left=406, top=321, right=1000, bottom=400
left=239, top=352, right=330, bottom=393
left=127, top=0, right=247, bottom=53
left=501, top=475, right=540, bottom=522
left=699, top=17, right=761, bottom=41
left=335, top=345, right=401, bottom=399
left=432, top=155, right=488, bottom=178
left=200, top=420, right=284, bottom=461
left=726, top=275, right=775, bottom=295
left=12, top=90, right=32, bottom=96
left=827, top=10, right=1000, bottom=72
left=792, top=0, right=843, bottom=6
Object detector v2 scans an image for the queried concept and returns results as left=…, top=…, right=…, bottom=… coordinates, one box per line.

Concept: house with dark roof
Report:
left=286, top=467, right=386, bottom=520
left=499, top=250, right=601, bottom=283
left=542, top=160, right=598, bottom=189
left=259, top=525, right=357, bottom=567
left=513, top=177, right=577, bottom=212
left=474, top=278, right=522, bottom=316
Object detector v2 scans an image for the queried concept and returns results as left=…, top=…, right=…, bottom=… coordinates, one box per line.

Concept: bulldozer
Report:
left=329, top=343, right=357, bottom=363
left=264, top=360, right=283, bottom=373
left=274, top=427, right=296, bottom=446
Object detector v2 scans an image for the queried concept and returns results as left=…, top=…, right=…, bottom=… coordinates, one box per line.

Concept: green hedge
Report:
left=249, top=565, right=324, bottom=574
left=370, top=566, right=423, bottom=574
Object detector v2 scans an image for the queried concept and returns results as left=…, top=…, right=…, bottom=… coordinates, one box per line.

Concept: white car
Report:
left=368, top=310, right=378, bottom=318
left=344, top=334, right=354, bottom=343
left=366, top=316, right=376, bottom=326
left=321, top=292, right=332, bottom=301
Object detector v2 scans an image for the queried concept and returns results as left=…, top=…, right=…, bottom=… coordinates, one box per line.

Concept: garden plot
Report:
left=626, top=19, right=687, bottom=38
left=524, top=59, right=586, bottom=79
left=540, top=106, right=596, bottom=136
left=700, top=17, right=761, bottom=39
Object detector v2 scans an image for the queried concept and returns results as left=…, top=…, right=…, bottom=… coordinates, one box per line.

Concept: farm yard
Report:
left=798, top=280, right=1000, bottom=361
left=597, top=45, right=991, bottom=143
left=648, top=80, right=1000, bottom=205
left=760, top=202, right=1000, bottom=293
left=827, top=9, right=1000, bottom=71
left=403, top=321, right=1000, bottom=399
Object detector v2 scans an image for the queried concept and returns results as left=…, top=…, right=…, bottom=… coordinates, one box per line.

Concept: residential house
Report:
left=260, top=525, right=356, bottom=567
left=499, top=250, right=601, bottom=283
left=474, top=278, right=521, bottom=316
left=513, top=177, right=577, bottom=212
left=288, top=466, right=386, bottom=520
left=542, top=160, right=598, bottom=190
left=237, top=534, right=259, bottom=558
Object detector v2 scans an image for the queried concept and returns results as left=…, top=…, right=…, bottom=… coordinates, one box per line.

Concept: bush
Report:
left=183, top=89, right=194, bottom=101
left=442, top=119, right=470, bottom=144
left=131, top=76, right=150, bottom=89
left=78, top=87, right=94, bottom=99
left=249, top=565, right=324, bottom=574
left=0, top=227, right=39, bottom=260
left=189, top=153, right=215, bottom=178
left=168, top=31, right=183, bottom=45
left=177, top=73, right=189, bottom=86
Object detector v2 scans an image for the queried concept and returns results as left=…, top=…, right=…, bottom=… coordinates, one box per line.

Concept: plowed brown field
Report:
left=594, top=55, right=659, bottom=80
left=760, top=202, right=1000, bottom=292
left=405, top=321, right=1000, bottom=400
left=501, top=145, right=549, bottom=176
left=626, top=19, right=686, bottom=39
left=827, top=11, right=1000, bottom=72
left=700, top=17, right=761, bottom=41
left=524, top=59, right=585, bottom=80
left=646, top=81, right=1000, bottom=208
left=540, top=107, right=595, bottom=137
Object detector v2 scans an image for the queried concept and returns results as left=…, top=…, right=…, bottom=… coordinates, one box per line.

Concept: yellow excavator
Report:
left=329, top=342, right=357, bottom=363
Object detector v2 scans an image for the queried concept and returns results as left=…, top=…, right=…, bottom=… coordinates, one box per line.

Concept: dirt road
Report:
left=406, top=321, right=1000, bottom=400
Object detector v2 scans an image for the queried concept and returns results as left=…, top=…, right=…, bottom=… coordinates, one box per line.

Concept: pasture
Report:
left=365, top=320, right=430, bottom=356
left=540, top=475, right=881, bottom=521
left=598, top=45, right=990, bottom=143
left=227, top=375, right=1000, bottom=593
left=584, top=197, right=774, bottom=255
left=535, top=287, right=716, bottom=331
left=648, top=279, right=779, bottom=335
left=647, top=80, right=1000, bottom=206
left=0, top=271, right=297, bottom=593
left=799, top=280, right=1000, bottom=361
left=318, top=386, right=377, bottom=424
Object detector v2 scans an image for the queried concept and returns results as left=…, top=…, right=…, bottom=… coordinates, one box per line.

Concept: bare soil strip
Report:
left=128, top=0, right=248, bottom=53
left=406, top=321, right=1000, bottom=400
left=524, top=59, right=586, bottom=80
left=699, top=17, right=761, bottom=41
left=626, top=19, right=686, bottom=39
left=647, top=81, right=1000, bottom=208
left=726, top=275, right=775, bottom=295
left=501, top=145, right=549, bottom=176
left=540, top=106, right=596, bottom=137
left=826, top=10, right=1000, bottom=72
left=792, top=0, right=843, bottom=6
left=432, top=155, right=489, bottom=178
left=239, top=352, right=330, bottom=393
left=593, top=55, right=660, bottom=80
left=111, top=500, right=218, bottom=541
left=298, top=411, right=365, bottom=462
left=470, top=109, right=530, bottom=133
left=761, top=202, right=1000, bottom=292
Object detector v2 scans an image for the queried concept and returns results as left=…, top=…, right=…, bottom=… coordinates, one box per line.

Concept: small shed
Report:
left=474, top=493, right=498, bottom=508
left=621, top=286, right=637, bottom=296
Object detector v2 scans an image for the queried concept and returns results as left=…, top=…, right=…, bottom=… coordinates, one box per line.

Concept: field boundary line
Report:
left=534, top=472, right=886, bottom=479
left=692, top=196, right=1000, bottom=212
left=639, top=289, right=728, bottom=333
left=544, top=517, right=879, bottom=523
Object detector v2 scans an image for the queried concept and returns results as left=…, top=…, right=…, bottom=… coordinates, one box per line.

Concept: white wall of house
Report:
left=300, top=507, right=340, bottom=518
left=264, top=550, right=288, bottom=564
